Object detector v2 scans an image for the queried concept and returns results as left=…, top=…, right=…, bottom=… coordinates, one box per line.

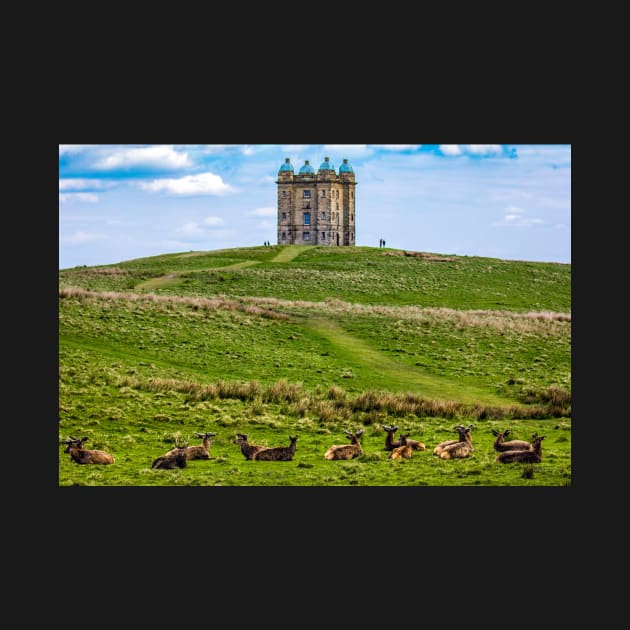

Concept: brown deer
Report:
left=234, top=433, right=268, bottom=460
left=433, top=424, right=473, bottom=456
left=324, top=429, right=364, bottom=460
left=251, top=436, right=298, bottom=461
left=152, top=438, right=188, bottom=469
left=390, top=434, right=414, bottom=460
left=61, top=436, right=115, bottom=465
left=437, top=425, right=474, bottom=460
left=165, top=431, right=216, bottom=460
left=496, top=434, right=546, bottom=464
left=492, top=429, right=531, bottom=453
left=383, top=425, right=402, bottom=451
left=383, top=425, right=426, bottom=452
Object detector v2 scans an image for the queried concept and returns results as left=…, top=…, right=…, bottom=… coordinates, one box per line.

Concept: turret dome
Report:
left=318, top=156, right=335, bottom=171
left=339, top=158, right=354, bottom=173
left=299, top=160, right=315, bottom=174
left=279, top=157, right=294, bottom=172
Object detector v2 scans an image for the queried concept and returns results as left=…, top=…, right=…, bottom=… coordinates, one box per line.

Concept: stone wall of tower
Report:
left=276, top=159, right=356, bottom=246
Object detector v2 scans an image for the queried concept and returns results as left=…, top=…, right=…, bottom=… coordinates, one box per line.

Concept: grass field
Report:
left=59, top=245, right=571, bottom=486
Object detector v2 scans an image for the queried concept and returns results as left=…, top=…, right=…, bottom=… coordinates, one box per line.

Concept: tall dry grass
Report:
left=116, top=375, right=570, bottom=421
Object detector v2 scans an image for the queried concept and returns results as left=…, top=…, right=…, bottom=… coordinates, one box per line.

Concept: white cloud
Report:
left=60, top=230, right=106, bottom=244
left=494, top=207, right=545, bottom=227
left=177, top=222, right=205, bottom=236
left=94, top=145, right=193, bottom=170
left=140, top=172, right=235, bottom=195
left=322, top=144, right=371, bottom=158
left=59, top=144, right=97, bottom=156
left=440, top=144, right=462, bottom=156
left=59, top=193, right=99, bottom=203
left=378, top=145, right=422, bottom=151
left=246, top=207, right=276, bottom=217
left=256, top=220, right=275, bottom=229
left=176, top=217, right=226, bottom=238
left=203, top=216, right=225, bottom=226
left=465, top=144, right=502, bottom=155
left=59, top=178, right=116, bottom=191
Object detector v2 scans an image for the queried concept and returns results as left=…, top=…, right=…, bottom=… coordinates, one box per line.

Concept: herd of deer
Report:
left=60, top=425, right=547, bottom=468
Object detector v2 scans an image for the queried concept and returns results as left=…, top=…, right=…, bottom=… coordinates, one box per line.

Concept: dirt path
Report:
left=304, top=317, right=515, bottom=406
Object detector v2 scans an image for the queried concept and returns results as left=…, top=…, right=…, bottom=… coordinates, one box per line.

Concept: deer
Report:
left=61, top=436, right=115, bottom=464
left=152, top=438, right=188, bottom=469
left=251, top=436, right=298, bottom=461
left=383, top=425, right=426, bottom=452
left=383, top=425, right=401, bottom=451
left=165, top=431, right=216, bottom=460
left=234, top=433, right=268, bottom=460
left=433, top=424, right=473, bottom=456
left=496, top=434, right=546, bottom=464
left=324, top=429, right=364, bottom=460
left=390, top=434, right=414, bottom=460
left=436, top=425, right=474, bottom=460
left=492, top=429, right=532, bottom=453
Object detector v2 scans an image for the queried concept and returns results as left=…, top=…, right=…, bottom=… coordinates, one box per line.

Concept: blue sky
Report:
left=58, top=144, right=571, bottom=269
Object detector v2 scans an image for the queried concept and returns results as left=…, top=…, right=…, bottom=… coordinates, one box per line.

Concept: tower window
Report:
left=322, top=190, right=326, bottom=197
left=321, top=232, right=326, bottom=240
left=281, top=232, right=286, bottom=240
left=282, top=190, right=287, bottom=198
left=304, top=212, right=311, bottom=225
left=304, top=232, right=310, bottom=241
left=281, top=212, right=286, bottom=220
left=303, top=190, right=311, bottom=198
left=321, top=212, right=326, bottom=220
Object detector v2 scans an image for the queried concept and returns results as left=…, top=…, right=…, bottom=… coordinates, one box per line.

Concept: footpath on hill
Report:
left=304, top=317, right=516, bottom=407
left=270, top=245, right=311, bottom=263
left=135, top=245, right=307, bottom=291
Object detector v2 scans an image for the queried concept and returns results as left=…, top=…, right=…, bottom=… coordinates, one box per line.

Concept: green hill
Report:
left=58, top=245, right=571, bottom=486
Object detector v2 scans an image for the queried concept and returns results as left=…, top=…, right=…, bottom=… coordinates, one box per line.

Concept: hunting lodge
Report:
left=276, top=156, right=356, bottom=246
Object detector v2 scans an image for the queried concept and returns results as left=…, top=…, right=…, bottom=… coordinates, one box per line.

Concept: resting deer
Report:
left=324, top=429, right=364, bottom=460
left=496, top=433, right=546, bottom=464
left=437, top=425, right=474, bottom=460
left=61, top=436, right=115, bottom=465
left=383, top=425, right=401, bottom=451
left=492, top=429, right=531, bottom=453
left=165, top=431, right=216, bottom=460
left=152, top=438, right=188, bottom=469
left=390, top=434, right=414, bottom=460
left=433, top=424, right=473, bottom=456
left=234, top=433, right=268, bottom=460
left=252, top=436, right=298, bottom=461
left=383, top=425, right=426, bottom=452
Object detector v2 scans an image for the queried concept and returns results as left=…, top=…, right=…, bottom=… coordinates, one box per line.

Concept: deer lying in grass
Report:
left=496, top=434, right=546, bottom=464
left=433, top=424, right=473, bottom=456
left=383, top=425, right=401, bottom=450
left=61, top=436, right=115, bottom=464
left=251, top=436, right=298, bottom=461
left=152, top=438, right=188, bottom=469
left=165, top=431, right=216, bottom=460
left=234, top=433, right=268, bottom=460
left=436, top=425, right=474, bottom=460
left=383, top=425, right=426, bottom=452
left=324, top=429, right=364, bottom=460
left=390, top=434, right=414, bottom=460
left=492, top=429, right=532, bottom=453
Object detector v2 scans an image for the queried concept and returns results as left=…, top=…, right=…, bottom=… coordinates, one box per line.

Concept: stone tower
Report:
left=276, top=156, right=356, bottom=246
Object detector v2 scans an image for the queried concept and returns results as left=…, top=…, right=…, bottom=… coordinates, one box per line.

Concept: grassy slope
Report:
left=58, top=245, right=571, bottom=486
